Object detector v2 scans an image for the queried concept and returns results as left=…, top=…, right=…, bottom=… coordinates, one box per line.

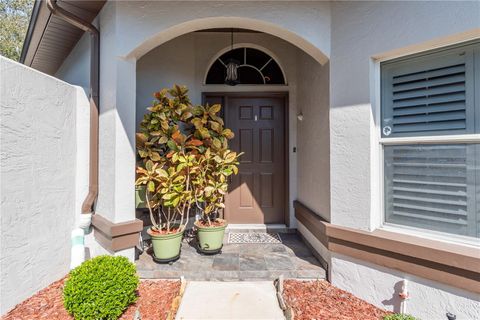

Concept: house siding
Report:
left=326, top=1, right=480, bottom=318
left=329, top=0, right=480, bottom=231
left=50, top=1, right=480, bottom=318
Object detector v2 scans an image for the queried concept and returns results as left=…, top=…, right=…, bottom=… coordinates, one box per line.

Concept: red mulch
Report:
left=3, top=278, right=180, bottom=320
left=283, top=280, right=391, bottom=320
left=120, top=280, right=180, bottom=320
left=3, top=278, right=71, bottom=320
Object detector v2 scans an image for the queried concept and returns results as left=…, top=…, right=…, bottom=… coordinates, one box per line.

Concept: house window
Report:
left=206, top=47, right=286, bottom=85
left=381, top=41, right=480, bottom=238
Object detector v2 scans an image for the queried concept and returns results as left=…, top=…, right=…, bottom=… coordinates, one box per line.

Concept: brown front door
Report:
left=204, top=94, right=286, bottom=224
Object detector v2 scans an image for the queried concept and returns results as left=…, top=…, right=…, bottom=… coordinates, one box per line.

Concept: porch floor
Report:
left=136, top=231, right=326, bottom=280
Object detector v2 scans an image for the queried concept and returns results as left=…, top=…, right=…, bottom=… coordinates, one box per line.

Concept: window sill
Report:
left=379, top=133, right=480, bottom=145
left=380, top=223, right=479, bottom=249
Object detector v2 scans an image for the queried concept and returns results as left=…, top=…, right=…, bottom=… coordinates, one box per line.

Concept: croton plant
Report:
left=135, top=85, right=241, bottom=233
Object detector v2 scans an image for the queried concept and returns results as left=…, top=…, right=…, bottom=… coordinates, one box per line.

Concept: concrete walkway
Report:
left=175, top=281, right=285, bottom=320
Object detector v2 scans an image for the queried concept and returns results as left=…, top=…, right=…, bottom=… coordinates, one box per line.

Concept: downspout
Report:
left=46, top=0, right=99, bottom=215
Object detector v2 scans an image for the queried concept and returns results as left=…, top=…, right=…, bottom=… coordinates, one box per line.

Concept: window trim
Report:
left=371, top=35, right=480, bottom=243
left=382, top=222, right=480, bottom=248
left=380, top=134, right=480, bottom=145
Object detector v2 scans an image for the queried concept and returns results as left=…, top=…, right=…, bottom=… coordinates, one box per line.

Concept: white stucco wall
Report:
left=326, top=2, right=480, bottom=316
left=56, top=32, right=91, bottom=93
left=331, top=254, right=480, bottom=320
left=329, top=0, right=480, bottom=231
left=117, top=1, right=331, bottom=63
left=0, top=57, right=88, bottom=314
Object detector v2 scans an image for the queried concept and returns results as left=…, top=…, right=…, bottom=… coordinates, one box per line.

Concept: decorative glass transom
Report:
left=206, top=47, right=286, bottom=85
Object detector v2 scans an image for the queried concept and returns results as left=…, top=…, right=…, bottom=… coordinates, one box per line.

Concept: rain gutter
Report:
left=19, top=0, right=42, bottom=64
left=46, top=0, right=99, bottom=214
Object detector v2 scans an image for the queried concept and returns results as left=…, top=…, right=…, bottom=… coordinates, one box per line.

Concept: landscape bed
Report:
left=3, top=279, right=180, bottom=320
left=4, top=276, right=396, bottom=320
left=283, top=279, right=391, bottom=320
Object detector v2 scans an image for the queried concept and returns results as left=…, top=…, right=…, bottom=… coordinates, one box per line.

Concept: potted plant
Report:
left=135, top=85, right=196, bottom=262
left=136, top=85, right=241, bottom=258
left=190, top=104, right=241, bottom=253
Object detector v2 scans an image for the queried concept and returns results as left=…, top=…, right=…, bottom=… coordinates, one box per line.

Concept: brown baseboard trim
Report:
left=92, top=214, right=143, bottom=252
left=294, top=200, right=480, bottom=294
left=294, top=201, right=329, bottom=247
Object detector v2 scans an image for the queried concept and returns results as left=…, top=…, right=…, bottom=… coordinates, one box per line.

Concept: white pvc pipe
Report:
left=70, top=228, right=85, bottom=270
left=400, top=279, right=409, bottom=314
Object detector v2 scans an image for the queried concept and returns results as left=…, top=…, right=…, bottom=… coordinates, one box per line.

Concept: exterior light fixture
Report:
left=225, top=30, right=240, bottom=86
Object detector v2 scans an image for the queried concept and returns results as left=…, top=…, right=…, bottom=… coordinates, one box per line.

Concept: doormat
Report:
left=227, top=232, right=282, bottom=244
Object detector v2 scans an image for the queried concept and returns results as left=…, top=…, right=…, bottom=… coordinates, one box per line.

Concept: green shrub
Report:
left=63, top=255, right=139, bottom=320
left=384, top=314, right=418, bottom=320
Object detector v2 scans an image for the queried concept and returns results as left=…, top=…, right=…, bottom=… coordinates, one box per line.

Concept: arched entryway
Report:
left=125, top=16, right=329, bottom=66
left=135, top=27, right=330, bottom=228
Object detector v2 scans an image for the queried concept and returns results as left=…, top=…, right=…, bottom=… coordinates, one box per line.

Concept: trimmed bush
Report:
left=384, top=314, right=419, bottom=320
left=63, top=255, right=139, bottom=320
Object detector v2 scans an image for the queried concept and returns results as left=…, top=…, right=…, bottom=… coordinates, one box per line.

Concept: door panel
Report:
left=204, top=94, right=286, bottom=224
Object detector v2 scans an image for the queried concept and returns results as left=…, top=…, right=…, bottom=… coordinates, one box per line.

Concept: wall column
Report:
left=91, top=1, right=140, bottom=260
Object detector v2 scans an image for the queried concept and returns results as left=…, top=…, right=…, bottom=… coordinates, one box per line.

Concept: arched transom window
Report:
left=206, top=47, right=286, bottom=85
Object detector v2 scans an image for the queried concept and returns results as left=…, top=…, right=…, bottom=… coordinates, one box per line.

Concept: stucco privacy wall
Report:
left=329, top=1, right=480, bottom=231
left=331, top=254, right=480, bottom=320
left=0, top=57, right=88, bottom=315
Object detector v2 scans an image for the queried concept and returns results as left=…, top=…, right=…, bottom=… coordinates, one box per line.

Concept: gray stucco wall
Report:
left=0, top=57, right=79, bottom=315
left=329, top=0, right=480, bottom=230
left=296, top=51, right=330, bottom=221
left=327, top=2, right=480, bottom=318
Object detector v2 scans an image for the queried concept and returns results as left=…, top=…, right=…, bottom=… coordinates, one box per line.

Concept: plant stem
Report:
left=145, top=190, right=158, bottom=229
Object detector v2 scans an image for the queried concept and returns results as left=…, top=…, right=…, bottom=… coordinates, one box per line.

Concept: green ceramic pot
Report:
left=148, top=227, right=184, bottom=261
left=195, top=219, right=227, bottom=253
left=135, top=185, right=147, bottom=209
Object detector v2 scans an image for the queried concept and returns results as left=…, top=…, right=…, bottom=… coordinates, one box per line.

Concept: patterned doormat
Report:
left=227, top=232, right=282, bottom=244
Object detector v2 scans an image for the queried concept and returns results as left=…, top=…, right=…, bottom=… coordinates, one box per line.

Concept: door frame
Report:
left=202, top=92, right=290, bottom=226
